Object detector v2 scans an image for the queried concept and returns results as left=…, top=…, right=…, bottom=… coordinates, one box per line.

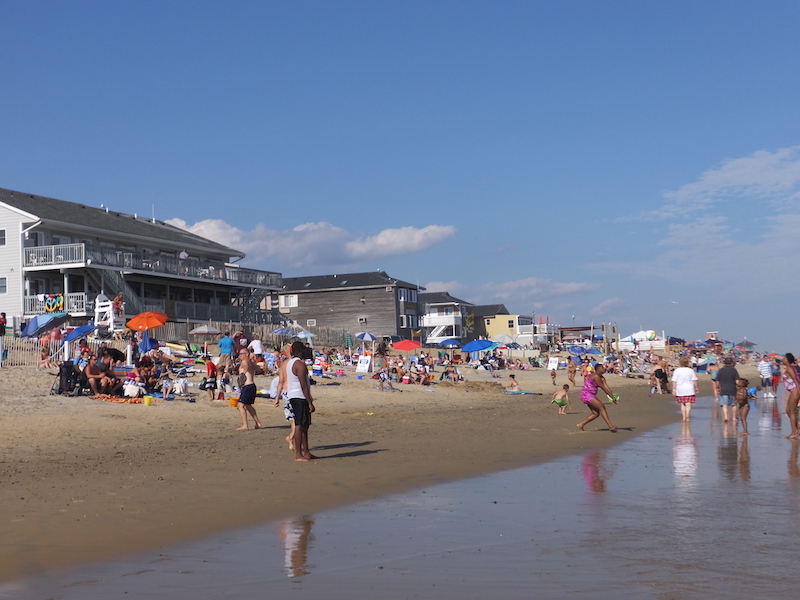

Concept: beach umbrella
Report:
left=568, top=345, right=587, bottom=355
left=394, top=339, right=421, bottom=351
left=345, top=332, right=353, bottom=349
left=189, top=324, right=221, bottom=335
left=62, top=324, right=97, bottom=344
left=21, top=312, right=70, bottom=338
left=492, top=333, right=515, bottom=345
left=356, top=332, right=377, bottom=342
left=586, top=348, right=601, bottom=355
left=140, top=330, right=159, bottom=353
left=271, top=327, right=294, bottom=335
left=462, top=339, right=494, bottom=353
left=127, top=311, right=168, bottom=331
left=295, top=330, right=316, bottom=339
left=439, top=338, right=460, bottom=348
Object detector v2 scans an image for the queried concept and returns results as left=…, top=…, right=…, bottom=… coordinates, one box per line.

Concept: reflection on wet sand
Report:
left=277, top=516, right=315, bottom=578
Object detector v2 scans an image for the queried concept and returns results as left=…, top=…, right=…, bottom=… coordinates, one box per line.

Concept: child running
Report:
left=577, top=364, right=617, bottom=432
left=551, top=384, right=571, bottom=415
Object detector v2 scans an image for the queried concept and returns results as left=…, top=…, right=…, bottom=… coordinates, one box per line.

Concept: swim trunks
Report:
left=238, top=383, right=256, bottom=405
left=289, top=397, right=312, bottom=428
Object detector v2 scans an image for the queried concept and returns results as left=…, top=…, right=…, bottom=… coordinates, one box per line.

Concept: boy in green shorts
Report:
left=551, top=384, right=571, bottom=415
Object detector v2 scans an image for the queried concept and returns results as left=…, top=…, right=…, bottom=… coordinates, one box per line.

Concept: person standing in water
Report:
left=672, top=357, right=699, bottom=422
left=285, top=341, right=316, bottom=461
left=577, top=364, right=618, bottom=432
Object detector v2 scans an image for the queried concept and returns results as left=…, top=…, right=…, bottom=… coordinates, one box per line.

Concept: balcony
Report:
left=24, top=293, right=245, bottom=321
left=24, top=243, right=282, bottom=289
left=420, top=313, right=461, bottom=327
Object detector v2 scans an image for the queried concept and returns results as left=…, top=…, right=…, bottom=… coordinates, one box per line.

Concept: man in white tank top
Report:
left=283, top=341, right=316, bottom=461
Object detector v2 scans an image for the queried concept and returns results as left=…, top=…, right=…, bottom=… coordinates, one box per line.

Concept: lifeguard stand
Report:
left=94, top=294, right=125, bottom=336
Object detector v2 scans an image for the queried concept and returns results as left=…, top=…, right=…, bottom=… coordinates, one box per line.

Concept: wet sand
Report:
left=0, top=362, right=688, bottom=583
left=5, top=389, right=799, bottom=599
left=0, top=386, right=800, bottom=600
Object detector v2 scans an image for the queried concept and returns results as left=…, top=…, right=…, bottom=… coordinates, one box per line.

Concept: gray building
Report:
left=275, top=271, right=424, bottom=339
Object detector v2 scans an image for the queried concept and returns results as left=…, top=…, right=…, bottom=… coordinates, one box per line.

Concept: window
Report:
left=485, top=319, right=491, bottom=326
left=0, top=229, right=5, bottom=246
left=508, top=320, right=514, bottom=329
left=399, top=315, right=408, bottom=328
left=279, top=294, right=298, bottom=308
left=0, top=277, right=6, bottom=293
left=410, top=289, right=417, bottom=302
left=397, top=288, right=408, bottom=302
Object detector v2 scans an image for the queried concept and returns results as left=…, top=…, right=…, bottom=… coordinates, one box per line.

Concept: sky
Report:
left=2, top=0, right=800, bottom=351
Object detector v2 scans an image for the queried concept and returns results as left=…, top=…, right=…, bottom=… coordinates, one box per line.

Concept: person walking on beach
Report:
left=235, top=349, right=262, bottom=431
left=285, top=341, right=316, bottom=461
left=576, top=364, right=617, bottom=432
left=757, top=355, right=774, bottom=398
left=217, top=332, right=234, bottom=369
left=736, top=378, right=751, bottom=436
left=567, top=358, right=577, bottom=386
left=781, top=353, right=800, bottom=439
left=708, top=360, right=720, bottom=402
left=716, top=357, right=740, bottom=423
left=671, top=357, right=699, bottom=422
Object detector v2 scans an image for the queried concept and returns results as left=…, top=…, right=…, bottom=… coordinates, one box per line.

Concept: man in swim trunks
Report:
left=235, top=349, right=262, bottom=430
left=285, top=341, right=316, bottom=461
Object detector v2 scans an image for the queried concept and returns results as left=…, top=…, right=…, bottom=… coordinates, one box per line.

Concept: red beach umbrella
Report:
left=394, top=339, right=422, bottom=351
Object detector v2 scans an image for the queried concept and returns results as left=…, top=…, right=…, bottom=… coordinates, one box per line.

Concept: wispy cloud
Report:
left=166, top=218, right=455, bottom=271
left=345, top=225, right=455, bottom=258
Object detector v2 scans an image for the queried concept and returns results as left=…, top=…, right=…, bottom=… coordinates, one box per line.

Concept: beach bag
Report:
left=198, top=377, right=207, bottom=390
left=123, top=382, right=144, bottom=398
left=173, top=379, right=188, bottom=395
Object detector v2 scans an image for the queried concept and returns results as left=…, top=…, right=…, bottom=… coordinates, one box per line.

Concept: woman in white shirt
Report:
left=672, top=357, right=699, bottom=422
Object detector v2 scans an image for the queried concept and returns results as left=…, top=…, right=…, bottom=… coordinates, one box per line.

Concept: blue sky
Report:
left=2, top=1, right=800, bottom=351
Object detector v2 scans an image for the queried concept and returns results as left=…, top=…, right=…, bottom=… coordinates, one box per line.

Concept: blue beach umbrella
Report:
left=271, top=327, right=294, bottom=335
left=461, top=339, right=494, bottom=353
left=63, top=324, right=97, bottom=344
left=356, top=332, right=377, bottom=342
left=140, top=330, right=159, bottom=353
left=21, top=312, right=69, bottom=337
left=439, top=338, right=461, bottom=348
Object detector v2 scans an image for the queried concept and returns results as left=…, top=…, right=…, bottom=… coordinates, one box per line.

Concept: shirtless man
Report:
left=235, top=349, right=262, bottom=430
left=84, top=356, right=107, bottom=395
left=284, top=341, right=316, bottom=461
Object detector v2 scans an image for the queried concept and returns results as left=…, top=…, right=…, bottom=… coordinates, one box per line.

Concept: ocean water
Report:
left=4, top=396, right=800, bottom=599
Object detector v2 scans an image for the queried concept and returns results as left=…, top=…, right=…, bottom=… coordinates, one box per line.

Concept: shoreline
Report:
left=0, top=364, right=705, bottom=583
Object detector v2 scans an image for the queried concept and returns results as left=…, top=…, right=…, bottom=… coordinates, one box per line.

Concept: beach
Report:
left=0, top=363, right=708, bottom=583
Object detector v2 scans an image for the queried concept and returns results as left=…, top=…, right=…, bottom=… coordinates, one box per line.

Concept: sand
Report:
left=0, top=362, right=709, bottom=583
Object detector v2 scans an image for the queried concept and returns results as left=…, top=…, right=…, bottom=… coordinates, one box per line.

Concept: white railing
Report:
left=24, top=292, right=89, bottom=315
left=24, top=243, right=282, bottom=288
left=420, top=314, right=461, bottom=327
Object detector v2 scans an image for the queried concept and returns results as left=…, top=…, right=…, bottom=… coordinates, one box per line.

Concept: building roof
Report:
left=419, top=291, right=474, bottom=306
left=470, top=304, right=510, bottom=317
left=0, top=187, right=243, bottom=257
left=281, top=271, right=423, bottom=293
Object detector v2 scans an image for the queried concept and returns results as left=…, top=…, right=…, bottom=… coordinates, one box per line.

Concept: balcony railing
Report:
left=24, top=293, right=245, bottom=321
left=420, top=314, right=461, bottom=327
left=24, top=243, right=282, bottom=288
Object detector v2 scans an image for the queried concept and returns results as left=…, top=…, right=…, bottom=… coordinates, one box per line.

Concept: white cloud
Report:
left=590, top=297, right=625, bottom=317
left=423, top=280, right=470, bottom=296
left=166, top=218, right=456, bottom=271
left=482, top=277, right=599, bottom=301
left=345, top=225, right=456, bottom=259
left=665, top=146, right=800, bottom=209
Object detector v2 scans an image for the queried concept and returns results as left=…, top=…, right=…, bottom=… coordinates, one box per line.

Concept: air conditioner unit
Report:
left=386, top=286, right=392, bottom=292
left=358, top=317, right=367, bottom=325
left=306, top=319, right=317, bottom=327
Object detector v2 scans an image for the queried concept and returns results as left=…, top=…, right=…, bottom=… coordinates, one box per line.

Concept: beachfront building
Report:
left=419, top=291, right=474, bottom=346
left=0, top=187, right=282, bottom=332
left=273, top=271, right=424, bottom=340
left=476, top=307, right=534, bottom=345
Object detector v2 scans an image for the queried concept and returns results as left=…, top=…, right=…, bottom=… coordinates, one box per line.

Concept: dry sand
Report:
left=0, top=362, right=704, bottom=583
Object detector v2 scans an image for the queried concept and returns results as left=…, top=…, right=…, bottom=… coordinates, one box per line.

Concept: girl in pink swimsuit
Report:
left=782, top=353, right=800, bottom=439
left=577, top=364, right=618, bottom=433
